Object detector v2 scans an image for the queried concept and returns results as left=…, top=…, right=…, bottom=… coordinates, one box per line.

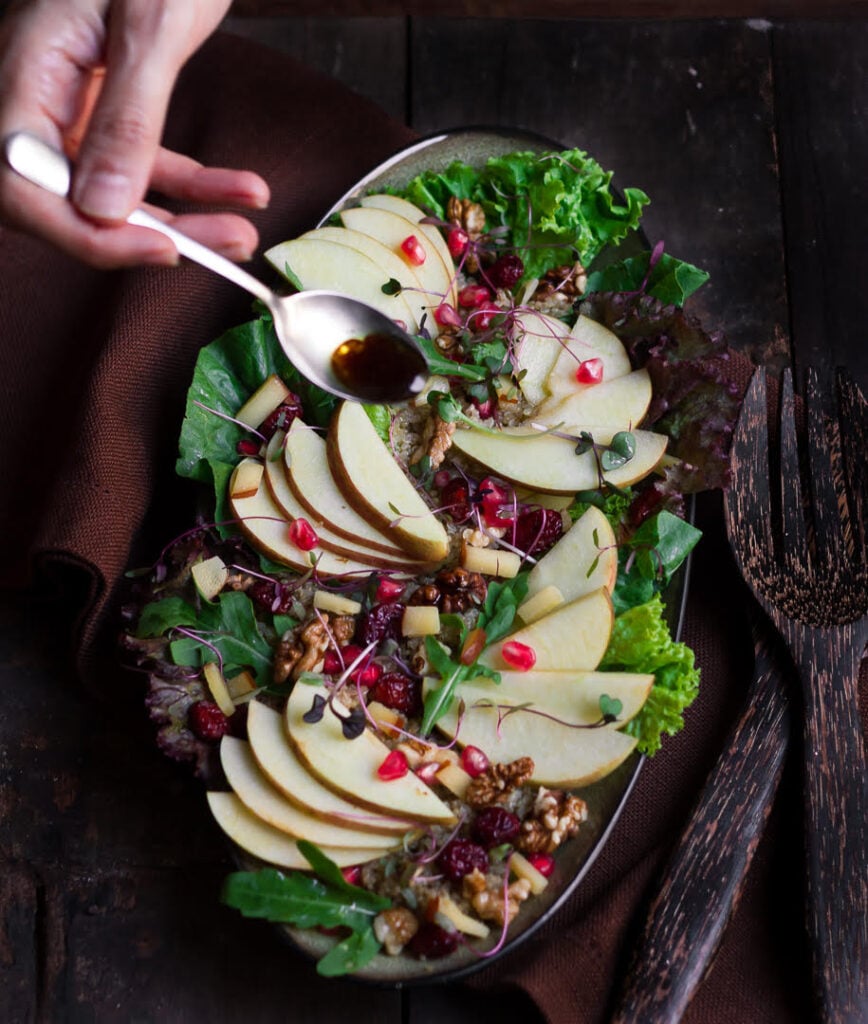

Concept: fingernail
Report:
left=73, top=170, right=135, bottom=221
left=144, top=244, right=180, bottom=267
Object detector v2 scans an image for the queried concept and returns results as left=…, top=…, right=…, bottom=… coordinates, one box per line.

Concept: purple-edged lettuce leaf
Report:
left=581, top=291, right=741, bottom=495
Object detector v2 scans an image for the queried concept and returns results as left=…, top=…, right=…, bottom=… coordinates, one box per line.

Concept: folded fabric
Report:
left=1, top=27, right=863, bottom=1024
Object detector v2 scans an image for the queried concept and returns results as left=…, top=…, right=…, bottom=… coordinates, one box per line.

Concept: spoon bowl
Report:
left=3, top=132, right=429, bottom=404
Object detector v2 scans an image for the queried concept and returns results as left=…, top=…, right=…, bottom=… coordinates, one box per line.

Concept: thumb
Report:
left=70, top=3, right=191, bottom=222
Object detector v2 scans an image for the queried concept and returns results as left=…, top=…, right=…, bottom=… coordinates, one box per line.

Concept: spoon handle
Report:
left=3, top=131, right=274, bottom=307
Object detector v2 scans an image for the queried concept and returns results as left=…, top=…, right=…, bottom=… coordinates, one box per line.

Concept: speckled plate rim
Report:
left=257, top=126, right=688, bottom=986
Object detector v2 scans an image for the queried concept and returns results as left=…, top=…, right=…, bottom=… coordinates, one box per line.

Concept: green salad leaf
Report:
left=175, top=313, right=339, bottom=523
left=612, top=509, right=702, bottom=615
left=221, top=849, right=390, bottom=977
left=397, top=148, right=649, bottom=281
left=600, top=594, right=700, bottom=755
left=584, top=249, right=709, bottom=306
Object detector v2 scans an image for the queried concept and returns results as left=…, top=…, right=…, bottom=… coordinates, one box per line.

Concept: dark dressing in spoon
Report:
left=331, top=331, right=428, bottom=403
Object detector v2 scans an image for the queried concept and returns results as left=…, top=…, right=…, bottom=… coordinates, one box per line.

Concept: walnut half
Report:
left=465, top=757, right=535, bottom=808
left=516, top=788, right=588, bottom=854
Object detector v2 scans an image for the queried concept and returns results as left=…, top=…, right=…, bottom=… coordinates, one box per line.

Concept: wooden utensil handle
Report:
left=609, top=624, right=790, bottom=1024
left=787, top=623, right=868, bottom=1024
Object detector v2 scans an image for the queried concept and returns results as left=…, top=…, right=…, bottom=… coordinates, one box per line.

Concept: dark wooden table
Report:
left=2, top=11, right=866, bottom=1023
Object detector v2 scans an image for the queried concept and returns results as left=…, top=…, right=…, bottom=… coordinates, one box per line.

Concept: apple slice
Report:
left=284, top=419, right=417, bottom=558
left=206, top=792, right=389, bottom=869
left=228, top=459, right=393, bottom=577
left=285, top=683, right=457, bottom=825
left=327, top=401, right=450, bottom=563
left=526, top=506, right=618, bottom=602
left=302, top=226, right=441, bottom=331
left=442, top=669, right=654, bottom=728
left=450, top=424, right=668, bottom=494
left=264, top=236, right=419, bottom=330
left=510, top=311, right=571, bottom=407
left=478, top=588, right=613, bottom=672
left=535, top=368, right=653, bottom=431
left=432, top=699, right=638, bottom=788
left=220, top=736, right=400, bottom=849
left=358, top=193, right=458, bottom=301
left=247, top=701, right=412, bottom=835
left=544, top=315, right=633, bottom=402
left=263, top=432, right=433, bottom=572
left=340, top=206, right=455, bottom=310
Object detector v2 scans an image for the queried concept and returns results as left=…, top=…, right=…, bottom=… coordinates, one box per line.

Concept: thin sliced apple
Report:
left=441, top=669, right=653, bottom=728
left=478, top=588, right=613, bottom=672
left=450, top=424, right=668, bottom=494
left=433, top=700, right=638, bottom=788
left=220, top=737, right=400, bottom=849
left=359, top=193, right=458, bottom=300
left=327, top=401, right=450, bottom=563
left=247, top=701, right=412, bottom=835
left=285, top=683, right=457, bottom=825
left=228, top=459, right=393, bottom=577
left=301, top=226, right=441, bottom=331
left=264, top=236, right=419, bottom=331
left=206, top=792, right=389, bottom=869
left=340, top=206, right=454, bottom=310
left=510, top=311, right=571, bottom=407
left=526, top=506, right=618, bottom=602
left=544, top=315, right=633, bottom=402
left=535, top=368, right=653, bottom=431
left=263, top=432, right=433, bottom=572
left=284, top=419, right=417, bottom=558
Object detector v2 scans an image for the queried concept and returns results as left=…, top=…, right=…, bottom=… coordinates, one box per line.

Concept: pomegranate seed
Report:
left=356, top=662, right=382, bottom=687
left=501, top=640, right=536, bottom=671
left=400, top=234, right=426, bottom=266
left=473, top=806, right=521, bottom=848
left=461, top=745, right=490, bottom=778
left=479, top=477, right=515, bottom=528
left=458, top=284, right=492, bottom=308
left=235, top=438, right=261, bottom=456
left=341, top=865, right=362, bottom=885
left=433, top=469, right=452, bottom=489
left=434, top=303, right=462, bottom=328
left=288, top=518, right=318, bottom=551
left=487, top=253, right=524, bottom=289
left=447, top=227, right=469, bottom=258
left=527, top=853, right=556, bottom=878
left=377, top=749, right=409, bottom=781
left=322, top=650, right=342, bottom=674
left=188, top=700, right=230, bottom=742
left=575, top=358, right=604, bottom=385
left=415, top=761, right=441, bottom=785
left=439, top=477, right=471, bottom=520
left=472, top=396, right=495, bottom=418
left=469, top=304, right=500, bottom=332
left=375, top=577, right=405, bottom=603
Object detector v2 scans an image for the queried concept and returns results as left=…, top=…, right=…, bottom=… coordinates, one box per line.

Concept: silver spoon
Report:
left=3, top=131, right=429, bottom=404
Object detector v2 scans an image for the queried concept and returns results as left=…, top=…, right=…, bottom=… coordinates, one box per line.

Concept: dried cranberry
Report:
left=259, top=394, right=303, bottom=440
left=188, top=700, right=230, bottom=742
left=514, top=507, right=564, bottom=556
left=407, top=922, right=459, bottom=960
left=486, top=253, right=524, bottom=290
left=472, top=806, right=521, bottom=849
left=439, top=477, right=471, bottom=520
left=357, top=603, right=406, bottom=646
left=438, top=838, right=489, bottom=881
left=248, top=579, right=294, bottom=614
left=368, top=672, right=422, bottom=716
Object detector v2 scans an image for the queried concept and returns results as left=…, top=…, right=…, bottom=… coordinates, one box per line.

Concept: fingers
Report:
left=150, top=149, right=270, bottom=211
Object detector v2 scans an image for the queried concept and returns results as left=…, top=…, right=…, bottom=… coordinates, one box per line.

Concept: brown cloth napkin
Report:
left=0, top=28, right=863, bottom=1024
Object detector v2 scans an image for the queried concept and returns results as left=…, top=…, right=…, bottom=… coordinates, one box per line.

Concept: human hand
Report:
left=0, top=0, right=270, bottom=268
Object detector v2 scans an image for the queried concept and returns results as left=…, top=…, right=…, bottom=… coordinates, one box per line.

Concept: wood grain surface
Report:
left=2, top=11, right=867, bottom=1024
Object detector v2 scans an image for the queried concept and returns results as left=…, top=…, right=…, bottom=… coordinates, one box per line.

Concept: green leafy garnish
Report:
left=583, top=249, right=709, bottom=306
left=600, top=594, right=700, bottom=754
left=612, top=510, right=702, bottom=615
left=221, top=845, right=390, bottom=977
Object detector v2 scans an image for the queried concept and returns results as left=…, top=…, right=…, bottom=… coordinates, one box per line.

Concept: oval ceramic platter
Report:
left=253, top=127, right=690, bottom=985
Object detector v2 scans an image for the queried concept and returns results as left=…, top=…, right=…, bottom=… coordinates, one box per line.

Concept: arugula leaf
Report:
left=297, top=840, right=390, bottom=911
left=136, top=596, right=198, bottom=637
left=316, top=927, right=382, bottom=977
left=415, top=335, right=488, bottom=382
left=479, top=574, right=529, bottom=644
left=613, top=510, right=701, bottom=615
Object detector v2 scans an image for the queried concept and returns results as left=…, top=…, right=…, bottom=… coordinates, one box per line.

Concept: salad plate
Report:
left=124, top=126, right=735, bottom=986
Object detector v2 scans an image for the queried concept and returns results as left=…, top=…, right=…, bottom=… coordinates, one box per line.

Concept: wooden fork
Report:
left=725, top=366, right=868, bottom=1023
